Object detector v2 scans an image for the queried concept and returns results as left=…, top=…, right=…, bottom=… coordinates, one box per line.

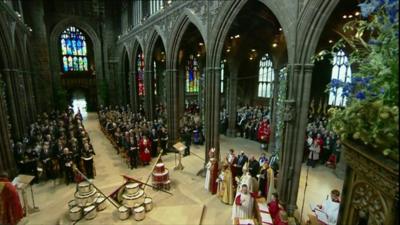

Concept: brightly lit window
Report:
left=329, top=49, right=352, bottom=107
left=258, top=53, right=274, bottom=98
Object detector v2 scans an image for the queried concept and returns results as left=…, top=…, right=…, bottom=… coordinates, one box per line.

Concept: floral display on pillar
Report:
left=316, top=0, right=399, bottom=159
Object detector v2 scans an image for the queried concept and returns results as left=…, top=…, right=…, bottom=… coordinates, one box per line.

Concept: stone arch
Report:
left=49, top=17, right=103, bottom=82
left=208, top=0, right=291, bottom=67
left=144, top=27, right=166, bottom=70
left=167, top=12, right=206, bottom=70
left=295, top=0, right=340, bottom=64
left=120, top=45, right=131, bottom=105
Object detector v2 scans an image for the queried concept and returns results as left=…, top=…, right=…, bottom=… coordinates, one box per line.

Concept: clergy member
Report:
left=139, top=135, right=152, bottom=165
left=217, top=162, right=234, bottom=205
left=314, top=189, right=341, bottom=225
left=0, top=171, right=24, bottom=225
left=232, top=184, right=255, bottom=221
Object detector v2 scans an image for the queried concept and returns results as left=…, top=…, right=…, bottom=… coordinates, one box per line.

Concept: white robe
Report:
left=321, top=198, right=340, bottom=225
left=204, top=161, right=211, bottom=190
left=237, top=173, right=254, bottom=193
left=232, top=192, right=254, bottom=220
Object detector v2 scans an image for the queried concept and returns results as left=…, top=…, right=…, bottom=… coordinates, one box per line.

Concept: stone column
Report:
left=143, top=69, right=154, bottom=120
left=268, top=67, right=281, bottom=153
left=2, top=69, right=23, bottom=140
left=165, top=68, right=179, bottom=146
left=130, top=71, right=139, bottom=111
left=23, top=0, right=53, bottom=113
left=204, top=66, right=221, bottom=163
left=0, top=74, right=17, bottom=177
left=277, top=63, right=313, bottom=215
left=226, top=67, right=238, bottom=137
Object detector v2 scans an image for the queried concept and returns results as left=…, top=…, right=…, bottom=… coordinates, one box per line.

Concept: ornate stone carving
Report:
left=352, top=182, right=386, bottom=225
left=283, top=99, right=295, bottom=122
left=340, top=141, right=398, bottom=225
left=343, top=143, right=398, bottom=199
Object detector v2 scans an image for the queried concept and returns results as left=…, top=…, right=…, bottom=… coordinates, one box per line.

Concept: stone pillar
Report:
left=144, top=69, right=154, bottom=120
left=1, top=69, right=23, bottom=140
left=0, top=74, right=17, bottom=177
left=130, top=71, right=139, bottom=111
left=268, top=67, right=281, bottom=153
left=204, top=66, right=221, bottom=163
left=277, top=63, right=313, bottom=215
left=165, top=68, right=179, bottom=146
left=226, top=67, right=238, bottom=137
left=24, top=0, right=53, bottom=113
left=22, top=70, right=37, bottom=122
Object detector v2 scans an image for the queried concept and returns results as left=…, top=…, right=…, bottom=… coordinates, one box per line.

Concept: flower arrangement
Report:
left=316, top=0, right=399, bottom=159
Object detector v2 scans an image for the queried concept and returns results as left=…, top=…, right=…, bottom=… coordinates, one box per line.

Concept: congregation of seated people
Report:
left=98, top=105, right=169, bottom=169
left=11, top=107, right=95, bottom=185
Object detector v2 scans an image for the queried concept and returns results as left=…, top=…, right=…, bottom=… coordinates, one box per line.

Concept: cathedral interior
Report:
left=0, top=0, right=398, bottom=225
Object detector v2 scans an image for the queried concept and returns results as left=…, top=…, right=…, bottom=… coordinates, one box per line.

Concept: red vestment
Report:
left=210, top=161, right=219, bottom=194
left=139, top=138, right=152, bottom=163
left=268, top=200, right=280, bottom=220
left=257, top=121, right=271, bottom=144
left=0, top=178, right=24, bottom=225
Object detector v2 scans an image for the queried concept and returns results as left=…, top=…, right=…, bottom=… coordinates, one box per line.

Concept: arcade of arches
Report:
left=0, top=1, right=398, bottom=225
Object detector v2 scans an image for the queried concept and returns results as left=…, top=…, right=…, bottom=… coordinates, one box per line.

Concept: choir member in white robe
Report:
left=315, top=189, right=341, bottom=225
left=204, top=160, right=212, bottom=191
left=232, top=184, right=255, bottom=221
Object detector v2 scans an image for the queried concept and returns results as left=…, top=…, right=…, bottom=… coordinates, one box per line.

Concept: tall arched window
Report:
left=186, top=55, right=199, bottom=93
left=150, top=0, right=163, bottom=15
left=60, top=26, right=88, bottom=72
left=137, top=53, right=145, bottom=96
left=329, top=49, right=352, bottom=107
left=258, top=54, right=274, bottom=98
left=220, top=61, right=225, bottom=94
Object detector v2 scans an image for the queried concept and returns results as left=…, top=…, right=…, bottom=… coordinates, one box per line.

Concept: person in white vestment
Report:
left=236, top=163, right=258, bottom=194
left=314, top=189, right=341, bottom=225
left=232, top=184, right=255, bottom=221
left=204, top=160, right=212, bottom=190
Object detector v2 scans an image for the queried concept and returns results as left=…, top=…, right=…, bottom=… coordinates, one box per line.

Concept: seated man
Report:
left=308, top=189, right=341, bottom=225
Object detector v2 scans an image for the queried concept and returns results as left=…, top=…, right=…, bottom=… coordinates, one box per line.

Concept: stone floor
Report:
left=19, top=113, right=343, bottom=225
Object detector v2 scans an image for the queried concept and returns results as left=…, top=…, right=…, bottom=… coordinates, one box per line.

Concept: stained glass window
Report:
left=137, top=53, right=145, bottom=96
left=185, top=55, right=199, bottom=93
left=258, top=53, right=274, bottom=98
left=329, top=50, right=352, bottom=107
left=60, top=26, right=88, bottom=72
left=220, top=61, right=224, bottom=94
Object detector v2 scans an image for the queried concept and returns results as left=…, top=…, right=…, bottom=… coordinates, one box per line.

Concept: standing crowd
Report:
left=304, top=116, right=341, bottom=168
left=220, top=105, right=272, bottom=150
left=11, top=107, right=95, bottom=185
left=98, top=105, right=168, bottom=169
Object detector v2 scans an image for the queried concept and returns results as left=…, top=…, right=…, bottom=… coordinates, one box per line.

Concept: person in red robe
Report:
left=209, top=158, right=219, bottom=194
left=139, top=135, right=152, bottom=165
left=0, top=171, right=24, bottom=225
left=274, top=210, right=289, bottom=225
left=257, top=119, right=271, bottom=150
left=268, top=192, right=283, bottom=220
